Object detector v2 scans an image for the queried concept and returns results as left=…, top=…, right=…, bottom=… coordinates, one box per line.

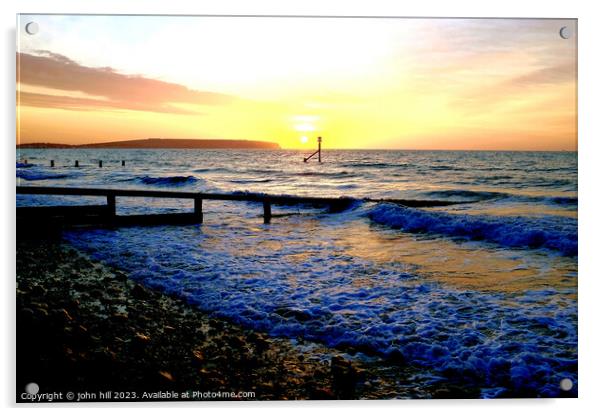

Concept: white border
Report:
left=3, top=1, right=601, bottom=415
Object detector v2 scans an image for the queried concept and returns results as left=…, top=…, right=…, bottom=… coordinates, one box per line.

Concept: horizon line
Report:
left=16, top=137, right=577, bottom=152
left=16, top=146, right=577, bottom=152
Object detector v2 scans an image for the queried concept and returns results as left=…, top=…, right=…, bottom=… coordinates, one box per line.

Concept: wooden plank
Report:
left=16, top=186, right=354, bottom=207
left=17, top=185, right=200, bottom=199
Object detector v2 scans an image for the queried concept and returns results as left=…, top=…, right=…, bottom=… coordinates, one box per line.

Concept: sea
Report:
left=16, top=149, right=578, bottom=398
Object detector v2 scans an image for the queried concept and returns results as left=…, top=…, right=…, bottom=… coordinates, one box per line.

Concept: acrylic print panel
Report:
left=16, top=15, right=577, bottom=402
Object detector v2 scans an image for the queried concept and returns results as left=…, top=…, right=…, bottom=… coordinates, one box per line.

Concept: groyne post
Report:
left=318, top=136, right=322, bottom=163
left=106, top=194, right=116, bottom=218
left=50, top=160, right=54, bottom=167
left=263, top=200, right=272, bottom=224
left=122, top=160, right=126, bottom=167
left=303, top=136, right=323, bottom=163
left=194, top=196, right=203, bottom=223
left=99, top=160, right=103, bottom=168
left=75, top=160, right=79, bottom=168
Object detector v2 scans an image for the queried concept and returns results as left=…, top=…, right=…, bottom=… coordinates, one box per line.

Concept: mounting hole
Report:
left=25, top=22, right=39, bottom=35
left=25, top=382, right=39, bottom=395
left=559, top=378, right=573, bottom=391
left=559, top=26, right=572, bottom=40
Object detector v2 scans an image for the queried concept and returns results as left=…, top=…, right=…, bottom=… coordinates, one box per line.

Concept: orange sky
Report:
left=17, top=16, right=577, bottom=150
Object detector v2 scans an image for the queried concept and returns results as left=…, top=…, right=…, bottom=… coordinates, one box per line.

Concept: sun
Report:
left=300, top=136, right=308, bottom=144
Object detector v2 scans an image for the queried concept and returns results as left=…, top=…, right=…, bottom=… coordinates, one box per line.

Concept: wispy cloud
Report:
left=502, top=62, right=576, bottom=89
left=17, top=50, right=236, bottom=114
left=18, top=91, right=203, bottom=115
left=449, top=61, right=576, bottom=115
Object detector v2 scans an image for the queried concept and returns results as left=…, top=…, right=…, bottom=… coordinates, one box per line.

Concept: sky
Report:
left=17, top=15, right=577, bottom=150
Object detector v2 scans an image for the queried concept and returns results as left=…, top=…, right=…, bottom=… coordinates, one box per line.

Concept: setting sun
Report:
left=16, top=16, right=576, bottom=150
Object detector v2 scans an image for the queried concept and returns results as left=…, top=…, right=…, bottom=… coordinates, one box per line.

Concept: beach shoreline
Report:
left=17, top=237, right=458, bottom=402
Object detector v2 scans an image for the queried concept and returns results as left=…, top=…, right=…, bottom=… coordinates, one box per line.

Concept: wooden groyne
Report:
left=16, top=186, right=355, bottom=227
left=16, top=185, right=464, bottom=234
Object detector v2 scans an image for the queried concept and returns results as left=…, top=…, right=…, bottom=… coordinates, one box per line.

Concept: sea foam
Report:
left=63, top=209, right=577, bottom=397
left=367, top=203, right=577, bottom=256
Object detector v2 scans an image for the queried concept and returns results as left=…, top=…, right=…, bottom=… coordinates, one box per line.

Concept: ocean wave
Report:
left=367, top=203, right=577, bottom=256
left=526, top=178, right=575, bottom=188
left=426, top=165, right=467, bottom=171
left=298, top=171, right=354, bottom=178
left=192, top=167, right=234, bottom=174
left=547, top=196, right=578, bottom=206
left=473, top=175, right=516, bottom=185
left=16, top=162, right=34, bottom=168
left=529, top=167, right=577, bottom=173
left=130, top=175, right=199, bottom=186
left=16, top=169, right=73, bottom=181
left=423, top=189, right=506, bottom=201
left=243, top=168, right=284, bottom=175
left=336, top=184, right=359, bottom=190
left=422, top=189, right=577, bottom=207
left=480, top=175, right=514, bottom=180
left=502, top=194, right=578, bottom=207
left=229, top=178, right=272, bottom=184
left=340, top=162, right=402, bottom=169
left=194, top=167, right=283, bottom=175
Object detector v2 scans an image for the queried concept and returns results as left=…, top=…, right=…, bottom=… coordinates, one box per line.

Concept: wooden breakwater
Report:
left=16, top=185, right=463, bottom=235
left=16, top=186, right=356, bottom=227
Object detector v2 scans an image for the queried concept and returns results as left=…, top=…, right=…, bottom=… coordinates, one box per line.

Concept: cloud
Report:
left=502, top=62, right=576, bottom=89
left=446, top=61, right=576, bottom=116
left=17, top=91, right=202, bottom=115
left=17, top=50, right=236, bottom=114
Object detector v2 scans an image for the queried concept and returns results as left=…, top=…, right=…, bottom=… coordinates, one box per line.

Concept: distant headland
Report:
left=16, top=138, right=281, bottom=150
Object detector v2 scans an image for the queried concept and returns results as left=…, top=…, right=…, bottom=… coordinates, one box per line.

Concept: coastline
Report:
left=17, top=237, right=456, bottom=401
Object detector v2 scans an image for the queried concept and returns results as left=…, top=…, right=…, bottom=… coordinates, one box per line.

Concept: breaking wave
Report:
left=422, top=189, right=577, bottom=207
left=16, top=169, right=73, bottom=181
left=367, top=203, right=577, bottom=256
left=129, top=175, right=200, bottom=186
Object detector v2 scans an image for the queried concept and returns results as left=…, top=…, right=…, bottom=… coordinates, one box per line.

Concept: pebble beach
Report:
left=17, top=238, right=466, bottom=402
